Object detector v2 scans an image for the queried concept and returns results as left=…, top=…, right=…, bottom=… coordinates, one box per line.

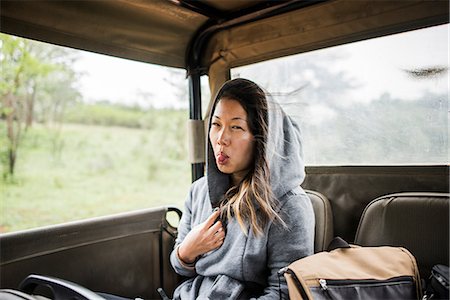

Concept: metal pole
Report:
left=188, top=73, right=205, bottom=182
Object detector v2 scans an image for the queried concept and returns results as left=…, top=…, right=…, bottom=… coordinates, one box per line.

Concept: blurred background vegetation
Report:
left=0, top=34, right=191, bottom=232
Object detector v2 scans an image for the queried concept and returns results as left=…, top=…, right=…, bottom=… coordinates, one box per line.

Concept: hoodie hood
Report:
left=206, top=85, right=305, bottom=206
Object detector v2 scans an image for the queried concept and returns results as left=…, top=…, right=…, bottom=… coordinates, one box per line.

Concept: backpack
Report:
left=280, top=237, right=422, bottom=300
left=424, top=264, right=449, bottom=300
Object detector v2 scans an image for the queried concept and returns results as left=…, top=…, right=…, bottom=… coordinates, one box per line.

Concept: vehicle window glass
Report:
left=201, top=75, right=211, bottom=119
left=232, top=24, right=448, bottom=165
left=1, top=34, right=190, bottom=232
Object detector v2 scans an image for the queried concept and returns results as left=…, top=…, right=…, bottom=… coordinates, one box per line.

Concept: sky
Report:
left=72, top=53, right=188, bottom=109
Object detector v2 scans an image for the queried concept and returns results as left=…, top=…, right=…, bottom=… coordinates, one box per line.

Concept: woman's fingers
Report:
left=182, top=210, right=225, bottom=254
left=207, top=220, right=222, bottom=235
left=210, top=235, right=224, bottom=250
left=180, top=210, right=226, bottom=258
left=205, top=223, right=225, bottom=249
left=213, top=230, right=225, bottom=244
left=204, top=210, right=220, bottom=228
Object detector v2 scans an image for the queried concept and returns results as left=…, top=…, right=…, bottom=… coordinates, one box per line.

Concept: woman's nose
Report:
left=217, top=129, right=230, bottom=145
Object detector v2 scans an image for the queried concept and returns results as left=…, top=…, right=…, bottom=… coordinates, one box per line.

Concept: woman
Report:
left=170, top=78, right=314, bottom=299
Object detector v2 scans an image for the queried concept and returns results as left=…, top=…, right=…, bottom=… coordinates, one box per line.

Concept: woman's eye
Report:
left=232, top=125, right=243, bottom=130
left=211, top=122, right=220, bottom=127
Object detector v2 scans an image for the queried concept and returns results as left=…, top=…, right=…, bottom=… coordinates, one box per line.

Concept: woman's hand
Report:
left=178, top=210, right=225, bottom=263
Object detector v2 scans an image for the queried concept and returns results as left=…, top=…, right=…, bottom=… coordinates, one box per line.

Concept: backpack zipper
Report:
left=318, top=276, right=414, bottom=290
left=280, top=268, right=414, bottom=299
left=319, top=279, right=328, bottom=290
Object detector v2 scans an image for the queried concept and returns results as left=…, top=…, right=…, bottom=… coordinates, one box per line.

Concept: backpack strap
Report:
left=326, top=236, right=351, bottom=251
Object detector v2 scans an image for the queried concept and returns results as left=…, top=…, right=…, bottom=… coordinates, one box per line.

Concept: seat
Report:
left=305, top=190, right=334, bottom=253
left=354, top=192, right=449, bottom=279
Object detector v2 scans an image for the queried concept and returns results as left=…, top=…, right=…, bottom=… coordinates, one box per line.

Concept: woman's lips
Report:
left=217, top=152, right=229, bottom=165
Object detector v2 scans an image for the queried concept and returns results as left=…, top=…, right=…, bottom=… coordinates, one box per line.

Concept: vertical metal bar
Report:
left=188, top=73, right=205, bottom=182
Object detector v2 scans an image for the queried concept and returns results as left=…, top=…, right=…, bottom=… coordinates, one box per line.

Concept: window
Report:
left=232, top=24, right=449, bottom=165
left=201, top=75, right=212, bottom=119
left=1, top=34, right=191, bottom=232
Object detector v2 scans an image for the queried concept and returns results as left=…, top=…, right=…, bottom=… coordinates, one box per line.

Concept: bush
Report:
left=65, top=103, right=146, bottom=128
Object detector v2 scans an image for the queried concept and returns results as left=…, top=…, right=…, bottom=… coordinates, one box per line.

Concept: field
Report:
left=1, top=109, right=192, bottom=233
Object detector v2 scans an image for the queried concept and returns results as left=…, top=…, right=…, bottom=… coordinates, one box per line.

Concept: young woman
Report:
left=170, top=78, right=315, bottom=299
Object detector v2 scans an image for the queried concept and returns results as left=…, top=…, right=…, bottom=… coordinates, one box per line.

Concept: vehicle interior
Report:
left=1, top=0, right=449, bottom=299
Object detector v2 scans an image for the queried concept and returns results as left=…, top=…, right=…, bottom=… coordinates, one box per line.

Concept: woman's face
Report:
left=209, top=97, right=255, bottom=184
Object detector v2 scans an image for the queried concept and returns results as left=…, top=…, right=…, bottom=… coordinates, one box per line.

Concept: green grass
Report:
left=1, top=116, right=192, bottom=233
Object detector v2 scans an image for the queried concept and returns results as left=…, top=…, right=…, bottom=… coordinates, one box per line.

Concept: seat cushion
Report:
left=306, top=190, right=334, bottom=253
left=354, top=192, right=449, bottom=278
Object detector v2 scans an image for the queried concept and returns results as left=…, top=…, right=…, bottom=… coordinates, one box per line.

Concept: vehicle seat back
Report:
left=306, top=190, right=334, bottom=253
left=354, top=192, right=449, bottom=278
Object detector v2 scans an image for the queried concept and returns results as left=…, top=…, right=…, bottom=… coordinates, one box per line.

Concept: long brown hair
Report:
left=211, top=78, right=282, bottom=236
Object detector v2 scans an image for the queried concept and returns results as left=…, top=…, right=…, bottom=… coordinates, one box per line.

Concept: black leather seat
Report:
left=305, top=190, right=334, bottom=253
left=354, top=192, right=449, bottom=278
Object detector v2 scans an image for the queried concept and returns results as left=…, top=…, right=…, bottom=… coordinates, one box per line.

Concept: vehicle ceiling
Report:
left=0, top=0, right=283, bottom=69
left=1, top=0, right=448, bottom=80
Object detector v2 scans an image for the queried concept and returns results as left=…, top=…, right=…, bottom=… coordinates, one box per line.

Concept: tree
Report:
left=0, top=34, right=80, bottom=177
left=1, top=35, right=49, bottom=176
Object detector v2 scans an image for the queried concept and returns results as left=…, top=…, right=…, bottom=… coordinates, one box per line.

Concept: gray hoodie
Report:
left=170, top=99, right=315, bottom=299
